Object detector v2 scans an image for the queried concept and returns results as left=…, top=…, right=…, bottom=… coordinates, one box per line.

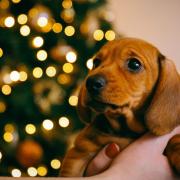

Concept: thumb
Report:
left=85, top=143, right=120, bottom=176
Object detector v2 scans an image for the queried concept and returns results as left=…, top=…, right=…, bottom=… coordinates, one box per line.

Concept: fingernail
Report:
left=105, top=143, right=120, bottom=159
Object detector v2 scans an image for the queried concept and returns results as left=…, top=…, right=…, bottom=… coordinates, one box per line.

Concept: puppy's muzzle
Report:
left=86, top=75, right=106, bottom=95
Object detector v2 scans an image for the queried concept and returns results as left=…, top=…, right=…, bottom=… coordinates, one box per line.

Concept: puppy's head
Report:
left=78, top=38, right=180, bottom=135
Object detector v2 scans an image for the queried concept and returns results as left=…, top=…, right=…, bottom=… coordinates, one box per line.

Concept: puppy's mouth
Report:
left=87, top=97, right=119, bottom=112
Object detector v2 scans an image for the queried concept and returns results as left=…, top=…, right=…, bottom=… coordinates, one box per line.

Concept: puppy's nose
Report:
left=86, top=75, right=106, bottom=94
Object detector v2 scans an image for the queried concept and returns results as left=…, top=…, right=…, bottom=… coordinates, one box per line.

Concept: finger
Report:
left=85, top=143, right=120, bottom=176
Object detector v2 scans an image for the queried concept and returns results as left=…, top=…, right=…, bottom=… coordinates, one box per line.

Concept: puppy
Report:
left=61, top=38, right=180, bottom=177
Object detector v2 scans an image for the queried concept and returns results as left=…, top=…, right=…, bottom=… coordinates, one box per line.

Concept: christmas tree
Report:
left=0, top=0, right=116, bottom=177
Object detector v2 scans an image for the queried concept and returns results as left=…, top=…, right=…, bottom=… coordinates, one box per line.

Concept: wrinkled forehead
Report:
left=96, top=38, right=159, bottom=61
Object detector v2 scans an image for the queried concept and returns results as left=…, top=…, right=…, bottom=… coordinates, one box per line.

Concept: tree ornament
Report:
left=0, top=100, right=6, bottom=113
left=80, top=11, right=100, bottom=47
left=33, top=80, right=65, bottom=114
left=60, top=8, right=75, bottom=23
left=80, top=12, right=99, bottom=36
left=16, top=140, right=43, bottom=167
left=50, top=43, right=74, bottom=62
left=0, top=0, right=10, bottom=10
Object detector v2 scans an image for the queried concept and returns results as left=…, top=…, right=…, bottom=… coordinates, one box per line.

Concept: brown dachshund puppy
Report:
left=61, top=38, right=180, bottom=177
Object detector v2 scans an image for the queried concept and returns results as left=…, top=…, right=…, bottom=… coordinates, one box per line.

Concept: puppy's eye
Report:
left=127, top=58, right=142, bottom=72
left=93, top=58, right=101, bottom=69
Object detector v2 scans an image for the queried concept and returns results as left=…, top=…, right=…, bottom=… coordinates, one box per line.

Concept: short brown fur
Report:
left=61, top=38, right=180, bottom=177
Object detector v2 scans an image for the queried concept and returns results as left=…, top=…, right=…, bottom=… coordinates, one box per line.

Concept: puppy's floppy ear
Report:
left=146, top=55, right=180, bottom=135
left=77, top=85, right=92, bottom=124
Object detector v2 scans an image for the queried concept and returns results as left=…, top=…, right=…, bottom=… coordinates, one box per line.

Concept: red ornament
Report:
left=16, top=140, right=43, bottom=167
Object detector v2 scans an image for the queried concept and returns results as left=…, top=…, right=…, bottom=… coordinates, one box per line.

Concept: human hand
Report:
left=86, top=126, right=180, bottom=180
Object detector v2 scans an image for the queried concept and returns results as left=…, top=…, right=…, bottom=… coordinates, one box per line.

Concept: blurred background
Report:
left=0, top=0, right=179, bottom=178
left=0, top=0, right=117, bottom=177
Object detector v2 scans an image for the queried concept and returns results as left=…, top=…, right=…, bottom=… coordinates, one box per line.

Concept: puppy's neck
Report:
left=105, top=107, right=146, bottom=133
left=93, top=109, right=146, bottom=138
